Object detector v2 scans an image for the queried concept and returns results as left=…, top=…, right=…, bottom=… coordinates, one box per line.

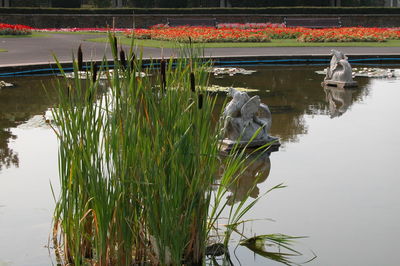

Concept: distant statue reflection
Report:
left=324, top=86, right=355, bottom=118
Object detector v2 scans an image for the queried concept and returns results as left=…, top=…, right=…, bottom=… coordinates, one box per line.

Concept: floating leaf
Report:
left=205, top=85, right=259, bottom=93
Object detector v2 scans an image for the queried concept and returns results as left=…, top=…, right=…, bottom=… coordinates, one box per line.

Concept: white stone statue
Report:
left=326, top=49, right=347, bottom=80
left=330, top=59, right=354, bottom=82
left=324, top=49, right=357, bottom=88
left=221, top=88, right=276, bottom=148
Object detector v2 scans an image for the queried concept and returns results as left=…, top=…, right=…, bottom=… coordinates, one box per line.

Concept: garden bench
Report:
left=284, top=17, right=342, bottom=28
left=166, top=18, right=217, bottom=27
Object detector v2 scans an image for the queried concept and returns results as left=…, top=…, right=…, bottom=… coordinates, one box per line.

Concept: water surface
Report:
left=1, top=67, right=399, bottom=265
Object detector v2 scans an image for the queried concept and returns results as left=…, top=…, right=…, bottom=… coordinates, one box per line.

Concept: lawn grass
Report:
left=85, top=36, right=400, bottom=48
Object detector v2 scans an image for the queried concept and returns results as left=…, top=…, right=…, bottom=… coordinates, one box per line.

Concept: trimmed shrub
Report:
left=1, top=7, right=400, bottom=15
left=51, top=0, right=81, bottom=8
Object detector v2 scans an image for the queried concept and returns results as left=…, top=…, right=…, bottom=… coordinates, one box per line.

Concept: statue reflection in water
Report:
left=218, top=151, right=271, bottom=205
left=324, top=86, right=356, bottom=118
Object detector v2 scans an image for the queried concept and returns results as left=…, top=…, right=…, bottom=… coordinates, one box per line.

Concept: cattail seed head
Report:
left=198, top=93, right=203, bottom=109
left=113, top=36, right=118, bottom=52
left=120, top=49, right=127, bottom=69
left=160, top=59, right=166, bottom=91
left=92, top=63, right=98, bottom=83
left=111, top=36, right=118, bottom=62
left=190, top=72, right=195, bottom=92
left=77, top=45, right=83, bottom=71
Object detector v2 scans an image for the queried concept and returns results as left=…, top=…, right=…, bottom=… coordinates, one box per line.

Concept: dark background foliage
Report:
left=3, top=0, right=387, bottom=8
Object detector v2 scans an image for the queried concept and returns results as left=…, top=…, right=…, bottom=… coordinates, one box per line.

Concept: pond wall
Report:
left=1, top=13, right=400, bottom=28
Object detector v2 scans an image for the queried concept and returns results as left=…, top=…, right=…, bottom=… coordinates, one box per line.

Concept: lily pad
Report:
left=208, top=67, right=257, bottom=76
left=0, top=81, right=14, bottom=89
left=205, top=85, right=259, bottom=93
left=316, top=68, right=400, bottom=78
left=63, top=70, right=148, bottom=80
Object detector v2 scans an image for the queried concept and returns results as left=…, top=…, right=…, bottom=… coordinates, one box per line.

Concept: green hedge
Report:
left=51, top=0, right=81, bottom=8
left=227, top=0, right=385, bottom=7
left=9, top=0, right=49, bottom=7
left=1, top=7, right=400, bottom=15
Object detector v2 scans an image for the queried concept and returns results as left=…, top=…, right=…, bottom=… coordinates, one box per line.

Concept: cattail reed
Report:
left=77, top=45, right=83, bottom=71
left=113, top=36, right=118, bottom=52
left=50, top=32, right=267, bottom=266
left=120, top=49, right=127, bottom=69
left=111, top=35, right=118, bottom=62
left=198, top=93, right=203, bottom=109
left=160, top=59, right=166, bottom=91
left=92, top=63, right=98, bottom=83
left=190, top=72, right=196, bottom=92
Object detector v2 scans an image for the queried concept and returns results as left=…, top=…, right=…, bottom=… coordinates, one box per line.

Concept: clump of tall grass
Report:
left=49, top=34, right=278, bottom=265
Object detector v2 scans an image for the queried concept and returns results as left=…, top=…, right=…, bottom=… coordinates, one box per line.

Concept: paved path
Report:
left=1, top=33, right=400, bottom=70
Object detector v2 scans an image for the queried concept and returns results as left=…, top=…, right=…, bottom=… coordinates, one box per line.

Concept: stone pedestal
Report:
left=220, top=137, right=281, bottom=153
left=322, top=80, right=358, bottom=89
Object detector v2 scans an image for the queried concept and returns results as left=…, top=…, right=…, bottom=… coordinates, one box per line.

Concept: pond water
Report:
left=1, top=66, right=400, bottom=265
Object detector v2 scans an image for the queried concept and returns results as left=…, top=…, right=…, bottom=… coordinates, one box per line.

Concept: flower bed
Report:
left=0, top=23, right=33, bottom=35
left=129, top=26, right=272, bottom=43
left=4, top=23, right=399, bottom=43
left=217, top=23, right=284, bottom=29
left=126, top=26, right=309, bottom=42
left=260, top=27, right=309, bottom=39
left=126, top=25, right=400, bottom=43
left=297, top=27, right=400, bottom=42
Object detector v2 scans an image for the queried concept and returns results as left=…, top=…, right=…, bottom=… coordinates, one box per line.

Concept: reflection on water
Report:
left=323, top=83, right=371, bottom=119
left=0, top=77, right=59, bottom=172
left=324, top=86, right=355, bottom=118
left=0, top=128, right=18, bottom=171
left=224, top=152, right=271, bottom=205
left=0, top=67, right=372, bottom=172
